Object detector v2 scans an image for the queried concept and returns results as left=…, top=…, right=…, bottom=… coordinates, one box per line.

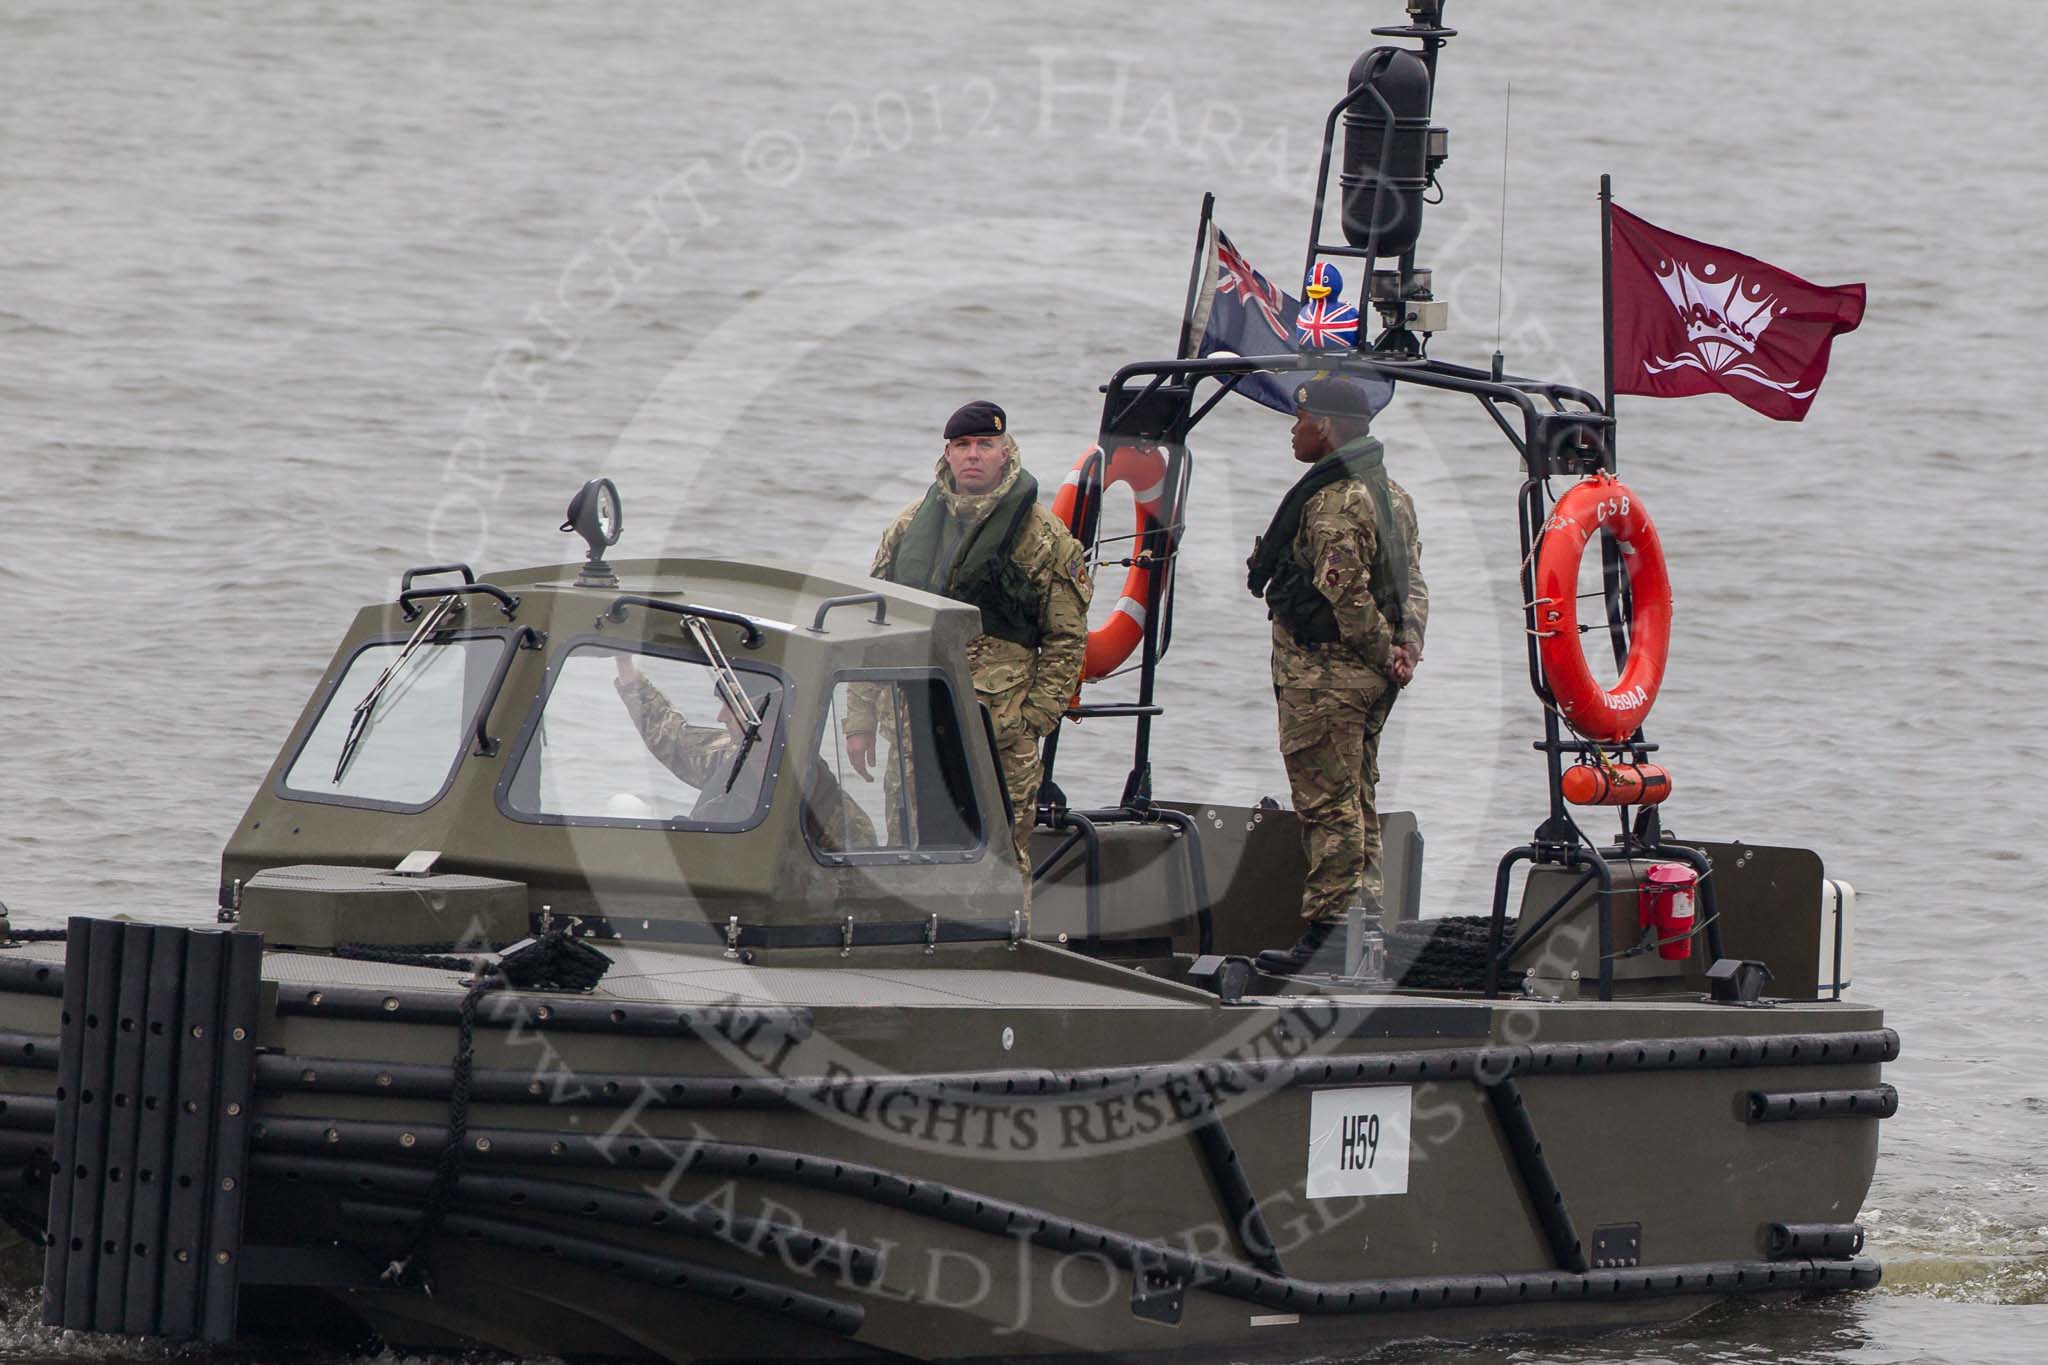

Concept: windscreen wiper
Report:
left=678, top=614, right=766, bottom=795
left=720, top=692, right=774, bottom=795
left=333, top=595, right=458, bottom=784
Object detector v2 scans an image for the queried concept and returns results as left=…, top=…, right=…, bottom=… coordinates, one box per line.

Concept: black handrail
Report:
left=398, top=582, right=519, bottom=621
left=601, top=595, right=764, bottom=649
left=808, top=593, right=888, bottom=633
left=470, top=627, right=543, bottom=758
left=399, top=563, right=475, bottom=594
left=1149, top=805, right=1215, bottom=956
left=1103, top=351, right=1548, bottom=433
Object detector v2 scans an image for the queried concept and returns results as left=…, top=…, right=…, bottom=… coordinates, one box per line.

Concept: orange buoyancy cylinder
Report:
left=1561, top=762, right=1673, bottom=806
left=1532, top=473, right=1673, bottom=743
left=1052, top=445, right=1172, bottom=680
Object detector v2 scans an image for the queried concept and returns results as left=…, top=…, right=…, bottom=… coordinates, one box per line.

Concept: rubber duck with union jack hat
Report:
left=1296, top=260, right=1361, bottom=350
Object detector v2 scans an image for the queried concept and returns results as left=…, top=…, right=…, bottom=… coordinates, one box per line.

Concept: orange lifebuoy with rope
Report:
left=1532, top=472, right=1673, bottom=744
left=1052, top=444, right=1171, bottom=680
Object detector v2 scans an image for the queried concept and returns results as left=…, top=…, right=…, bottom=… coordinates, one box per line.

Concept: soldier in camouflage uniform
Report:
left=1245, top=378, right=1428, bottom=975
left=613, top=656, right=876, bottom=851
left=845, top=401, right=1091, bottom=878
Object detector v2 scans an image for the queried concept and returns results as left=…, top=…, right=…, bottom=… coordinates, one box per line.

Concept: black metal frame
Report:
left=1052, top=342, right=1642, bottom=972
left=1032, top=3, right=1745, bottom=990
left=1031, top=804, right=1213, bottom=955
left=1067, top=220, right=1715, bottom=994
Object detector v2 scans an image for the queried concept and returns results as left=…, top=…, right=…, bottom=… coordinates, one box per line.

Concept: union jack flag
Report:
left=1295, top=295, right=1360, bottom=350
left=1214, top=232, right=1291, bottom=344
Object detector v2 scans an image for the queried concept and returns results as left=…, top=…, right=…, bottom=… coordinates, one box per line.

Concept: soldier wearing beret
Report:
left=1246, top=377, right=1429, bottom=974
left=845, top=401, right=1093, bottom=882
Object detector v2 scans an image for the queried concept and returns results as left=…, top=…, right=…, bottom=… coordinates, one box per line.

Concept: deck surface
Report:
left=4, top=939, right=1205, bottom=1010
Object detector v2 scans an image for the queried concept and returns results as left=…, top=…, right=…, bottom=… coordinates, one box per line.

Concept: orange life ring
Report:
left=1532, top=473, right=1673, bottom=743
left=1052, top=444, right=1171, bottom=680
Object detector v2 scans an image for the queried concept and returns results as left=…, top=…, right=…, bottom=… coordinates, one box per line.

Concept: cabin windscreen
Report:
left=808, top=674, right=984, bottom=860
left=503, top=643, right=783, bottom=829
left=282, top=634, right=508, bottom=811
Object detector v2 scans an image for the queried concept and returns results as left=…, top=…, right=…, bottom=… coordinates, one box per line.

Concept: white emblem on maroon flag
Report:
left=1607, top=202, right=1864, bottom=422
left=1644, top=254, right=1815, bottom=398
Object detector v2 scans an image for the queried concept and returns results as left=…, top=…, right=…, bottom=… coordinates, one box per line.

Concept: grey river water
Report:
left=2, top=1, right=2046, bottom=1361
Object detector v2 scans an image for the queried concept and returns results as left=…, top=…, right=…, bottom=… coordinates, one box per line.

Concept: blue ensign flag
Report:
left=1181, top=223, right=1393, bottom=418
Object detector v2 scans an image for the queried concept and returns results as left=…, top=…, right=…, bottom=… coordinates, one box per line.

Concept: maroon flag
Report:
left=1609, top=204, right=1864, bottom=421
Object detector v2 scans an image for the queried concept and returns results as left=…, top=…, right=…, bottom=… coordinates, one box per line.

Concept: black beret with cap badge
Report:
left=943, top=400, right=1006, bottom=440
left=1294, top=377, right=1378, bottom=419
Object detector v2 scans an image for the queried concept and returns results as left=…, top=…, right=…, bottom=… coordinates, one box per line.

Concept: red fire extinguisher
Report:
left=1639, top=863, right=1698, bottom=962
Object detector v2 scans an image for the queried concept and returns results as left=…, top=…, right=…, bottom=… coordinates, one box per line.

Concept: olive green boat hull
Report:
left=0, top=934, right=1884, bottom=1363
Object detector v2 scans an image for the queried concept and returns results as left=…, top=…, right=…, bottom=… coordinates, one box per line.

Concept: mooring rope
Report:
left=381, top=966, right=494, bottom=1292
left=377, top=928, right=609, bottom=1292
left=334, top=940, right=511, bottom=974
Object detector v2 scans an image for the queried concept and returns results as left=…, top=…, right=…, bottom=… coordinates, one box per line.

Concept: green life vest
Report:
left=888, top=471, right=1045, bottom=648
left=1246, top=437, right=1410, bottom=648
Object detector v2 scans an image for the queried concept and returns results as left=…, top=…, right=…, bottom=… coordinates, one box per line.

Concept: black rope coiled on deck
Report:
left=1385, top=915, right=1527, bottom=993
left=497, top=928, right=612, bottom=992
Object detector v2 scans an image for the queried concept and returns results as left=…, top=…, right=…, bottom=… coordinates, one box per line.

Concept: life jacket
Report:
left=1246, top=437, right=1410, bottom=648
left=887, top=466, right=1044, bottom=648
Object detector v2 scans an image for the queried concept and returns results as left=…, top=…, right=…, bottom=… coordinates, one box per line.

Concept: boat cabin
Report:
left=221, top=554, right=1030, bottom=949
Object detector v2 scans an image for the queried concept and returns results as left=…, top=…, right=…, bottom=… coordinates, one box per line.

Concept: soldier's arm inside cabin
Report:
left=844, top=506, right=919, bottom=744
left=613, top=671, right=732, bottom=791
left=1300, top=484, right=1396, bottom=672
left=1018, top=515, right=1092, bottom=735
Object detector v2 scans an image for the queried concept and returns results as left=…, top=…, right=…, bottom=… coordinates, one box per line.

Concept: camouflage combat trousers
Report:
left=1277, top=683, right=1400, bottom=923
left=995, top=728, right=1042, bottom=875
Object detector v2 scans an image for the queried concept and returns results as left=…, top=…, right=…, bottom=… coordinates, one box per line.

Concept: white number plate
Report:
left=1306, top=1086, right=1412, bottom=1199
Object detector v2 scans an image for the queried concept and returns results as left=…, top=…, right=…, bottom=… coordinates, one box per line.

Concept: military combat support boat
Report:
left=0, top=4, right=1889, bottom=1359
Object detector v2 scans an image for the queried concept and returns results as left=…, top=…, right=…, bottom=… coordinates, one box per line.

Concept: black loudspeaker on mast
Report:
left=1303, top=0, right=1456, bottom=356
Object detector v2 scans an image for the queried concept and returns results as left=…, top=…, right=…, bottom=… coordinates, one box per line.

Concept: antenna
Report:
left=1493, top=82, right=1510, bottom=381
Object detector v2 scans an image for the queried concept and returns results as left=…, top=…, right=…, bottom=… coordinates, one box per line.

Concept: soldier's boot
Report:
left=1255, top=918, right=1349, bottom=976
